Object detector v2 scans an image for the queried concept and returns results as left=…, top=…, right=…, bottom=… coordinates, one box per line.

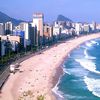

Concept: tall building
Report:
left=32, top=13, right=44, bottom=46
left=83, top=24, right=90, bottom=33
left=19, top=22, right=30, bottom=47
left=19, top=22, right=29, bottom=39
left=0, top=23, right=4, bottom=35
left=32, top=13, right=44, bottom=37
left=5, top=22, right=13, bottom=35
left=53, top=25, right=61, bottom=40
left=29, top=24, right=37, bottom=46
left=96, top=24, right=100, bottom=31
left=13, top=30, right=25, bottom=47
left=44, top=24, right=53, bottom=44
left=75, top=23, right=83, bottom=35
left=92, top=21, right=96, bottom=31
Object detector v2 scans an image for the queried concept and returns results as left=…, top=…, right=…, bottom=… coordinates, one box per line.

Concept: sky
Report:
left=0, top=0, right=100, bottom=23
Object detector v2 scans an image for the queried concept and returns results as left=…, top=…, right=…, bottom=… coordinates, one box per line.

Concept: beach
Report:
left=1, top=33, right=100, bottom=100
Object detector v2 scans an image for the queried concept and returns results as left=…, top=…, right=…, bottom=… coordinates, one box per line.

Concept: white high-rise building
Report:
left=83, top=24, right=90, bottom=33
left=5, top=22, right=13, bottom=34
left=75, top=23, right=82, bottom=35
left=19, top=22, right=30, bottom=47
left=32, top=13, right=44, bottom=37
left=91, top=21, right=96, bottom=31
left=0, top=23, right=4, bottom=35
left=19, top=22, right=29, bottom=40
left=53, top=26, right=61, bottom=36
left=32, top=13, right=44, bottom=46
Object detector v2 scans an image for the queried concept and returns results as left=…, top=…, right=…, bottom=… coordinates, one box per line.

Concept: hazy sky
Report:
left=0, top=0, right=100, bottom=23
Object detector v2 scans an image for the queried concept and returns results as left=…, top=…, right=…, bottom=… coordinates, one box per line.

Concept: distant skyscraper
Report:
left=92, top=21, right=96, bottom=31
left=32, top=13, right=44, bottom=46
left=75, top=23, right=82, bottom=35
left=32, top=13, right=44, bottom=37
left=19, top=22, right=30, bottom=48
left=83, top=24, right=90, bottom=33
left=44, top=24, right=53, bottom=44
left=0, top=23, right=4, bottom=35
left=5, top=22, right=13, bottom=35
left=29, top=24, right=37, bottom=46
left=19, top=22, right=29, bottom=40
left=53, top=25, right=61, bottom=40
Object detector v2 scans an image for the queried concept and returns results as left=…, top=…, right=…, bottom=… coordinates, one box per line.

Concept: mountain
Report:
left=0, top=11, right=24, bottom=25
left=57, top=14, right=73, bottom=22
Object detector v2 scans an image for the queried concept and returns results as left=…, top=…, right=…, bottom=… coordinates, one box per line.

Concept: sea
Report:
left=52, top=38, right=100, bottom=100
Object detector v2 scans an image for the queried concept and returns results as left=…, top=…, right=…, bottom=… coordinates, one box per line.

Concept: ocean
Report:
left=53, top=38, right=100, bottom=100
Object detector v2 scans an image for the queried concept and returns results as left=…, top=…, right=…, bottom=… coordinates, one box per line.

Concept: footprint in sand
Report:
left=43, top=76, right=46, bottom=80
left=36, top=70, right=38, bottom=72
left=31, top=85, right=34, bottom=87
left=29, top=70, right=32, bottom=72
left=37, top=91, right=39, bottom=93
left=28, top=82, right=31, bottom=84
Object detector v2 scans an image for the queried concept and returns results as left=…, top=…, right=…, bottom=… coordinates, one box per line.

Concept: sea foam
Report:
left=84, top=76, right=100, bottom=98
left=75, top=59, right=100, bottom=74
left=91, top=40, right=99, bottom=45
left=85, top=42, right=93, bottom=47
left=85, top=40, right=99, bottom=48
left=84, top=49, right=96, bottom=59
left=64, top=94, right=87, bottom=99
left=63, top=68, right=71, bottom=75
left=52, top=75, right=64, bottom=100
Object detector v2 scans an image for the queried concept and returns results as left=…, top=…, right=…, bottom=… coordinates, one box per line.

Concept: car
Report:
left=10, top=64, right=15, bottom=73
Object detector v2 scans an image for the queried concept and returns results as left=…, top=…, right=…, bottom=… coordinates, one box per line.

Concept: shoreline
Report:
left=1, top=33, right=100, bottom=100
left=51, top=33, right=100, bottom=100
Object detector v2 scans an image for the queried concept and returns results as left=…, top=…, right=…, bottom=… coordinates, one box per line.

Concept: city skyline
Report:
left=0, top=0, right=100, bottom=23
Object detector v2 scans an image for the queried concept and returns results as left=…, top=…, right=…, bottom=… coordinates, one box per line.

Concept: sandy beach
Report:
left=1, top=33, right=100, bottom=100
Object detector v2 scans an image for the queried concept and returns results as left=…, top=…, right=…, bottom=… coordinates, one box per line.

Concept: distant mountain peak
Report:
left=57, top=14, right=72, bottom=22
left=0, top=11, right=24, bottom=25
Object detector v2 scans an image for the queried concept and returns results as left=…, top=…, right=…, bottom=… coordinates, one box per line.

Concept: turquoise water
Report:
left=53, top=38, right=100, bottom=100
